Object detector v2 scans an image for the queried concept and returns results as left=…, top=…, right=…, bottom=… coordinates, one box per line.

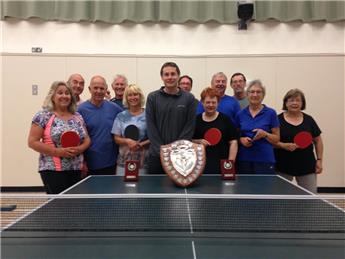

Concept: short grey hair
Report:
left=112, top=74, right=128, bottom=86
left=211, top=72, right=228, bottom=85
left=43, top=81, right=77, bottom=114
left=247, top=79, right=266, bottom=97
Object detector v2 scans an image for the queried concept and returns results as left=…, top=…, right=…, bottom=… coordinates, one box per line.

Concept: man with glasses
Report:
left=230, top=72, right=249, bottom=109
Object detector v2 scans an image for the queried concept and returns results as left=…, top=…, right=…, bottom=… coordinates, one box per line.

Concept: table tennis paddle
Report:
left=60, top=131, right=80, bottom=148
left=1, top=204, right=17, bottom=212
left=204, top=128, right=222, bottom=146
left=294, top=131, right=313, bottom=149
left=124, top=125, right=140, bottom=141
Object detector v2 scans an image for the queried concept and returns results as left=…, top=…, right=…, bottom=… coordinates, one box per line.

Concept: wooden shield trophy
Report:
left=160, top=140, right=205, bottom=187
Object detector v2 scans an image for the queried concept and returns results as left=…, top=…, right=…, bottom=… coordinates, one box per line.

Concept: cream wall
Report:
left=0, top=20, right=344, bottom=187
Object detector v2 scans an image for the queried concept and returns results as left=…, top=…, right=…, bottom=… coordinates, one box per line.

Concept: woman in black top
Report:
left=274, top=89, right=323, bottom=193
left=193, top=87, right=238, bottom=174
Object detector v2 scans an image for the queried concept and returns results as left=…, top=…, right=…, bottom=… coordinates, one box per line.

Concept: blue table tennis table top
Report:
left=2, top=174, right=345, bottom=259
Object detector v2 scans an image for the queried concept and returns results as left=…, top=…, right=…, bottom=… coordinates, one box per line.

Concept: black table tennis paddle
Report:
left=124, top=125, right=140, bottom=141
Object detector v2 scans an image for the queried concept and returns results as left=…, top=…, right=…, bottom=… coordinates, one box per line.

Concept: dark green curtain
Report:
left=1, top=1, right=344, bottom=24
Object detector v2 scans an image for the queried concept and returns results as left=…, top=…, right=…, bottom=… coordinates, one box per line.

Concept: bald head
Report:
left=89, top=75, right=108, bottom=105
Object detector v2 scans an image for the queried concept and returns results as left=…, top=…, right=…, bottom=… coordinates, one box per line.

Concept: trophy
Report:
left=220, top=159, right=236, bottom=180
left=124, top=125, right=140, bottom=182
left=160, top=140, right=205, bottom=187
left=124, top=160, right=139, bottom=182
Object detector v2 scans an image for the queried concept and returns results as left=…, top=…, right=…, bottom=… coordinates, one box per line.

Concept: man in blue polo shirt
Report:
left=197, top=72, right=240, bottom=124
left=78, top=75, right=123, bottom=175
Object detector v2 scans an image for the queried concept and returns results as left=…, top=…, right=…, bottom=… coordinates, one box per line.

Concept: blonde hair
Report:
left=42, top=81, right=77, bottom=113
left=122, top=84, right=145, bottom=108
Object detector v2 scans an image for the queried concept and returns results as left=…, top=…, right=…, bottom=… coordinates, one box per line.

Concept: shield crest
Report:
left=160, top=140, right=205, bottom=187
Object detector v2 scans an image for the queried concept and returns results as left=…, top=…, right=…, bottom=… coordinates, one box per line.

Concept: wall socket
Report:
left=32, top=85, right=38, bottom=95
left=31, top=47, right=43, bottom=53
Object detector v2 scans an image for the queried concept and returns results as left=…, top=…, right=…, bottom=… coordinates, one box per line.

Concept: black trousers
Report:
left=39, top=170, right=81, bottom=194
left=147, top=155, right=165, bottom=174
left=87, top=165, right=117, bottom=175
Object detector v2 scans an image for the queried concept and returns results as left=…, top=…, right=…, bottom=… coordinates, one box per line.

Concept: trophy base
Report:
left=124, top=160, right=139, bottom=182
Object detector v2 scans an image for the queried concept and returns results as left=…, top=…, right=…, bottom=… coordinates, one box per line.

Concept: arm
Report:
left=228, top=139, right=238, bottom=161
left=314, top=135, right=323, bottom=174
left=139, top=139, right=150, bottom=148
left=73, top=135, right=91, bottom=155
left=146, top=94, right=164, bottom=155
left=265, top=127, right=280, bottom=145
left=252, top=127, right=280, bottom=144
left=114, top=134, right=139, bottom=151
left=274, top=141, right=298, bottom=152
left=28, top=123, right=78, bottom=158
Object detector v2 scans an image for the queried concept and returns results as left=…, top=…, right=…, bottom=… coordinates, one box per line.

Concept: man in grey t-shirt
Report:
left=230, top=72, right=249, bottom=109
left=146, top=62, right=196, bottom=174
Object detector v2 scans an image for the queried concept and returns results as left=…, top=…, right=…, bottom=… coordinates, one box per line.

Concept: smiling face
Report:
left=126, top=91, right=141, bottom=108
left=286, top=95, right=303, bottom=113
left=68, top=74, right=85, bottom=97
left=231, top=74, right=246, bottom=95
left=112, top=77, right=127, bottom=99
left=247, top=84, right=265, bottom=106
left=52, top=84, right=72, bottom=110
left=211, top=74, right=227, bottom=97
left=89, top=76, right=107, bottom=105
left=161, top=66, right=179, bottom=90
left=202, top=95, right=219, bottom=115
left=179, top=77, right=192, bottom=92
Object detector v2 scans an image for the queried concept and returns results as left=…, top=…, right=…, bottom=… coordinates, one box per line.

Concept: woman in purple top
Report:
left=28, top=81, right=90, bottom=194
left=235, top=80, right=280, bottom=174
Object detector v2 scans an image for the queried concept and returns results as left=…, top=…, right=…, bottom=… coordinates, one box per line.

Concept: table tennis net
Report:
left=1, top=194, right=344, bottom=238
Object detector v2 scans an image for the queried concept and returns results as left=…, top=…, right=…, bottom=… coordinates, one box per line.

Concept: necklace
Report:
left=203, top=111, right=219, bottom=122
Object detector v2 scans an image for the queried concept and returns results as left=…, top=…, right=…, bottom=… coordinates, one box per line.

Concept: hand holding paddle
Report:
left=204, top=128, right=222, bottom=146
left=61, top=131, right=80, bottom=148
left=280, top=142, right=298, bottom=152
left=58, top=131, right=81, bottom=158
left=294, top=131, right=313, bottom=149
left=124, top=125, right=140, bottom=151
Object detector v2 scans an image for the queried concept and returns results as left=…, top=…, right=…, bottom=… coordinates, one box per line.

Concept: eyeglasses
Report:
left=287, top=99, right=302, bottom=103
left=248, top=90, right=263, bottom=94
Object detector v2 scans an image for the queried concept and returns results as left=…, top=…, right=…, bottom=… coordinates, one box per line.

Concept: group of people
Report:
left=28, top=62, right=323, bottom=194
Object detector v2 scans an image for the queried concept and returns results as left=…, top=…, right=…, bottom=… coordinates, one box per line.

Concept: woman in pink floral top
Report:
left=28, top=81, right=90, bottom=193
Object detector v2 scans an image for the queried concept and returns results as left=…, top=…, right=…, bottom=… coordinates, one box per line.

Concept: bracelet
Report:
left=317, top=158, right=322, bottom=161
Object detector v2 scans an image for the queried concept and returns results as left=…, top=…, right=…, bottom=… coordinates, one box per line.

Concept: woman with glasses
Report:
left=234, top=79, right=280, bottom=174
left=274, top=89, right=323, bottom=193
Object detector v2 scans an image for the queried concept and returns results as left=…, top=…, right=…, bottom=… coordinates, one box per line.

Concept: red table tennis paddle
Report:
left=60, top=131, right=80, bottom=148
left=204, top=128, right=222, bottom=146
left=124, top=125, right=140, bottom=141
left=294, top=131, right=313, bottom=149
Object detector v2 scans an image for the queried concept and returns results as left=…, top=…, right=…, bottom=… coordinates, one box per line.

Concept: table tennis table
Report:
left=1, top=175, right=345, bottom=259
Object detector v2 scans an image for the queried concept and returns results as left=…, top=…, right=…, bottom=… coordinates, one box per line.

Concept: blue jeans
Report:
left=236, top=161, right=275, bottom=174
